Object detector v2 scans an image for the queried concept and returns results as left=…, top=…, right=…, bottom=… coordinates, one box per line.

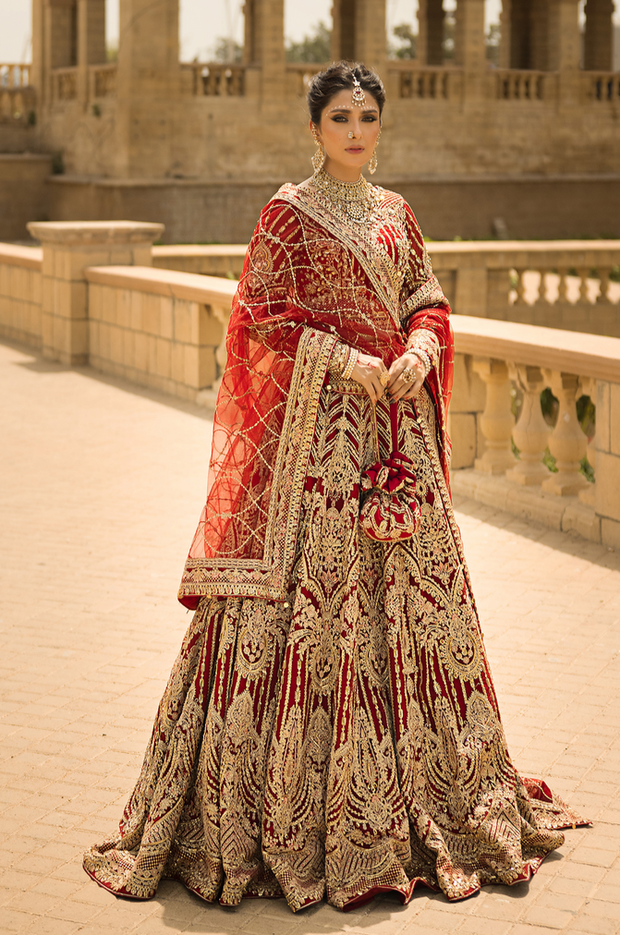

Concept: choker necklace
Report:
left=311, top=168, right=378, bottom=223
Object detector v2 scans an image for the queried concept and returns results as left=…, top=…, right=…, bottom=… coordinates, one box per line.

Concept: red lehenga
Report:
left=83, top=172, right=586, bottom=912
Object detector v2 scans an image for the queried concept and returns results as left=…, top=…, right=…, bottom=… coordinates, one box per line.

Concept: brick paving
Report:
left=1, top=337, right=619, bottom=935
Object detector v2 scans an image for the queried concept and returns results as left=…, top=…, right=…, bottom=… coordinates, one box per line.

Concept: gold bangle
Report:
left=342, top=347, right=358, bottom=380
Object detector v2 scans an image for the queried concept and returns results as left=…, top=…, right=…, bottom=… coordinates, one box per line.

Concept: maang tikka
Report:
left=311, top=127, right=324, bottom=172
left=351, top=75, right=366, bottom=108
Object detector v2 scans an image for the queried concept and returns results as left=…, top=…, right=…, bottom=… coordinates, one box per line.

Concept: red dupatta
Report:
left=178, top=183, right=453, bottom=608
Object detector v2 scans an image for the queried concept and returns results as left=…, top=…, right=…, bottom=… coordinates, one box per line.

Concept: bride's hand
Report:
left=350, top=353, right=388, bottom=404
left=386, top=352, right=425, bottom=402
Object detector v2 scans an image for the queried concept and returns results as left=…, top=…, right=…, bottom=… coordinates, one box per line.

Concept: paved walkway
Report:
left=0, top=338, right=619, bottom=935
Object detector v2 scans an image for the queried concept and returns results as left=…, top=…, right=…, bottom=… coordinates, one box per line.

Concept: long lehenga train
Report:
left=84, top=173, right=586, bottom=911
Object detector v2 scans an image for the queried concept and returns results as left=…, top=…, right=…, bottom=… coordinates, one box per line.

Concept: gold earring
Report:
left=311, top=128, right=324, bottom=172
left=368, top=130, right=381, bottom=175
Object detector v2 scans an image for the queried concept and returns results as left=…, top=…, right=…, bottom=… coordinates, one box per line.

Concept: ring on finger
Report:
left=379, top=371, right=389, bottom=387
left=401, top=366, right=416, bottom=384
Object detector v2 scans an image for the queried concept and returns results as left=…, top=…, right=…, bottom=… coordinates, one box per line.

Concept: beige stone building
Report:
left=1, top=0, right=619, bottom=242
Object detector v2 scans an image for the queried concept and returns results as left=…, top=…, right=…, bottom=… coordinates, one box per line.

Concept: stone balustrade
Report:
left=51, top=67, right=78, bottom=102
left=450, top=315, right=620, bottom=547
left=387, top=63, right=463, bottom=101
left=589, top=72, right=620, bottom=102
left=0, top=64, right=35, bottom=123
left=494, top=69, right=550, bottom=101
left=90, top=64, right=116, bottom=99
left=189, top=64, right=245, bottom=97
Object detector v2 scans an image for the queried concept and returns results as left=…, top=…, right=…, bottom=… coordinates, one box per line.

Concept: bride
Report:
left=84, top=61, right=584, bottom=912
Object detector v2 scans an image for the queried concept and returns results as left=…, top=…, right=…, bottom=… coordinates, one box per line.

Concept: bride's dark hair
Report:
left=307, top=62, right=386, bottom=125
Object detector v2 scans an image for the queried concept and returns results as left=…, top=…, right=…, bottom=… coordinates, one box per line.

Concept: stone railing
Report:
left=152, top=244, right=247, bottom=278
left=387, top=62, right=463, bottom=100
left=188, top=63, right=245, bottom=96
left=90, top=63, right=116, bottom=98
left=0, top=64, right=30, bottom=88
left=0, top=64, right=35, bottom=122
left=588, top=71, right=620, bottom=102
left=52, top=66, right=78, bottom=102
left=494, top=69, right=552, bottom=101
left=450, top=315, right=620, bottom=547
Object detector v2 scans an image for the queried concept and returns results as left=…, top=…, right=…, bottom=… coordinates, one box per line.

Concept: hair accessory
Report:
left=351, top=76, right=367, bottom=108
left=368, top=129, right=381, bottom=175
left=311, top=126, right=325, bottom=172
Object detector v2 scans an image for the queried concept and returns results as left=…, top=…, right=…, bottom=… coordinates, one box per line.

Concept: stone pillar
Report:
left=547, top=0, right=581, bottom=71
left=332, top=0, right=356, bottom=62
left=31, top=0, right=46, bottom=107
left=116, top=0, right=180, bottom=177
left=242, top=0, right=285, bottom=102
left=77, top=0, right=106, bottom=106
left=454, top=0, right=486, bottom=99
left=418, top=0, right=445, bottom=66
left=584, top=0, right=614, bottom=70
left=27, top=221, right=164, bottom=366
left=547, top=0, right=581, bottom=106
left=331, top=0, right=386, bottom=70
left=530, top=0, right=551, bottom=70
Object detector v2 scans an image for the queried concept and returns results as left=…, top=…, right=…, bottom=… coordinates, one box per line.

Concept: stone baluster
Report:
left=578, top=377, right=597, bottom=507
left=596, top=269, right=611, bottom=304
left=557, top=269, right=569, bottom=305
left=513, top=269, right=526, bottom=305
left=472, top=358, right=516, bottom=474
left=578, top=268, right=590, bottom=306
left=541, top=371, right=588, bottom=495
left=506, top=365, right=552, bottom=485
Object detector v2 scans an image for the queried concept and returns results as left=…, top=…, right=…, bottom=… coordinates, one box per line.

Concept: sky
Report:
left=1, top=0, right=618, bottom=64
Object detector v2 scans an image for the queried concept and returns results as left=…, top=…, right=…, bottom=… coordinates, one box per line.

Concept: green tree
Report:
left=212, top=37, right=243, bottom=63
left=390, top=23, right=417, bottom=60
left=286, top=21, right=331, bottom=63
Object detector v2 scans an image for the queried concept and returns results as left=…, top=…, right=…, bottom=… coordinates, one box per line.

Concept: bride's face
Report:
left=312, top=88, right=381, bottom=178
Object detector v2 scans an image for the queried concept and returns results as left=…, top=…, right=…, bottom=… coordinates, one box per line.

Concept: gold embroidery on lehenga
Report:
left=85, top=188, right=587, bottom=913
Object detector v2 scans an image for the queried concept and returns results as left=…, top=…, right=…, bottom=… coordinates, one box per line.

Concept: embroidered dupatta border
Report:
left=178, top=328, right=338, bottom=604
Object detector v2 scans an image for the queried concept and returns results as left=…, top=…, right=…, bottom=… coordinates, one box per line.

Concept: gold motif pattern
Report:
left=85, top=387, right=586, bottom=911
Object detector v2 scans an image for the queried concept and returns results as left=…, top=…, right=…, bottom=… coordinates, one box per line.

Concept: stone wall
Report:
left=0, top=244, right=42, bottom=347
left=0, top=154, right=53, bottom=242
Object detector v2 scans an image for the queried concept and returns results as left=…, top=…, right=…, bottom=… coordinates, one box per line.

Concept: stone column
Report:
left=418, top=0, right=445, bottom=65
left=584, top=0, right=614, bottom=70
left=454, top=0, right=487, bottom=99
left=27, top=221, right=164, bottom=366
left=547, top=0, right=581, bottom=71
left=331, top=0, right=356, bottom=62
left=116, top=0, right=180, bottom=177
left=31, top=0, right=46, bottom=107
left=77, top=0, right=106, bottom=106
left=242, top=0, right=285, bottom=103
left=355, top=0, right=387, bottom=71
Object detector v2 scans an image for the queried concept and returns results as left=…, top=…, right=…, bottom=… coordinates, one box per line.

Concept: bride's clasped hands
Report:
left=350, top=351, right=426, bottom=403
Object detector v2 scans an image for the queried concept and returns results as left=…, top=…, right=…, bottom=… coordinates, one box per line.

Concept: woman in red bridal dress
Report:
left=84, top=62, right=584, bottom=912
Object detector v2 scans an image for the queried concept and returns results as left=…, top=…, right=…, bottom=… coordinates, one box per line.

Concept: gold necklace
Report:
left=311, top=168, right=378, bottom=222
